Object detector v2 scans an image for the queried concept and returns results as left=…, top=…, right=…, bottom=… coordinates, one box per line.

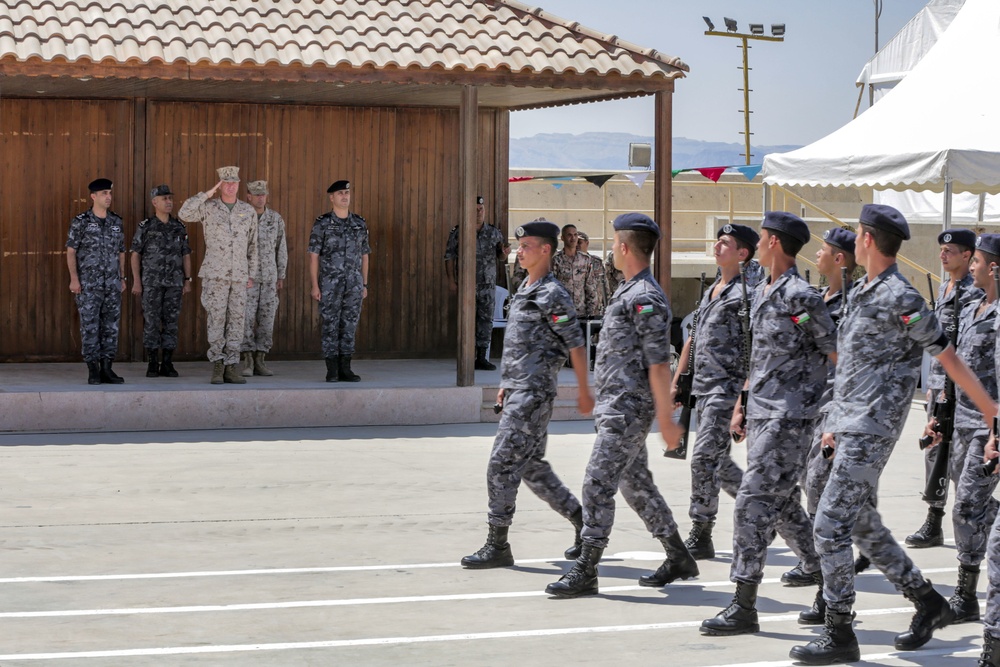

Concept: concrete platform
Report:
left=0, top=360, right=590, bottom=434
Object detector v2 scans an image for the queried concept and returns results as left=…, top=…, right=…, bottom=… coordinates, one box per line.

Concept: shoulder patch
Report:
left=901, top=312, right=922, bottom=325
left=791, top=312, right=811, bottom=325
left=636, top=304, right=654, bottom=315
left=551, top=314, right=570, bottom=324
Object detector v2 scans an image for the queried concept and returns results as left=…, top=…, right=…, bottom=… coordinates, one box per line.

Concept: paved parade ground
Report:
left=0, top=402, right=989, bottom=666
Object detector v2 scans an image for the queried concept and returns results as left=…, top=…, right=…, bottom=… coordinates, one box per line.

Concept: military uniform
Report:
left=308, top=210, right=370, bottom=359
left=443, top=221, right=505, bottom=348
left=552, top=250, right=598, bottom=319
left=586, top=252, right=608, bottom=317
left=66, top=209, right=125, bottom=363
left=243, top=207, right=287, bottom=354
left=178, top=191, right=258, bottom=366
left=604, top=253, right=624, bottom=295
left=983, top=300, right=1000, bottom=655
left=131, top=215, right=191, bottom=351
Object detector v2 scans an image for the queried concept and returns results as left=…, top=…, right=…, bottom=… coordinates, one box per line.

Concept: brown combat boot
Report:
left=253, top=351, right=273, bottom=376
left=240, top=351, right=254, bottom=377
left=210, top=360, right=225, bottom=384
left=224, top=363, right=246, bottom=384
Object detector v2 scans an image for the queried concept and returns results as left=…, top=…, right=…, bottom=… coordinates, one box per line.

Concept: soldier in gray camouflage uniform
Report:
left=461, top=219, right=594, bottom=569
left=130, top=184, right=192, bottom=378
left=790, top=204, right=998, bottom=665
left=66, top=177, right=127, bottom=385
left=309, top=180, right=370, bottom=382
left=980, top=283, right=1000, bottom=664
left=240, top=180, right=287, bottom=378
left=444, top=195, right=509, bottom=370
left=701, top=212, right=837, bottom=637
left=672, top=223, right=761, bottom=560
left=545, top=213, right=697, bottom=599
left=907, top=228, right=983, bottom=548
left=929, top=234, right=1000, bottom=627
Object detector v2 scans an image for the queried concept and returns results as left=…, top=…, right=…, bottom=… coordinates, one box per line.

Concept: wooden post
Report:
left=457, top=85, right=478, bottom=386
left=653, top=90, right=673, bottom=295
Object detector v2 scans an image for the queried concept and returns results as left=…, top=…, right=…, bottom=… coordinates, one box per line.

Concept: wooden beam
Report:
left=653, top=90, right=672, bottom=295
left=457, top=85, right=478, bottom=386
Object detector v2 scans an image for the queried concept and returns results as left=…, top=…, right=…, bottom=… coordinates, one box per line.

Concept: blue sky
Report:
left=510, top=0, right=929, bottom=146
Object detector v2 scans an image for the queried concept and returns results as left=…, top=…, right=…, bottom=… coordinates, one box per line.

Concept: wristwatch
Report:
left=184, top=276, right=193, bottom=282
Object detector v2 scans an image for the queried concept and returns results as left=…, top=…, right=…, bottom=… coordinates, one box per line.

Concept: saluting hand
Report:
left=206, top=180, right=223, bottom=197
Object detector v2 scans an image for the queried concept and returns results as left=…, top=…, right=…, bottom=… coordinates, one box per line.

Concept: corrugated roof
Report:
left=0, top=0, right=688, bottom=81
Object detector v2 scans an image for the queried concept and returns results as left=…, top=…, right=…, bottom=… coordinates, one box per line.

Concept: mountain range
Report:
left=509, top=132, right=802, bottom=170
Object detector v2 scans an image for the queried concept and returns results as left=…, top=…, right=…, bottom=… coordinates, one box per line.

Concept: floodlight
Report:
left=702, top=16, right=715, bottom=31
left=749, top=23, right=764, bottom=35
left=628, top=143, right=652, bottom=170
left=724, top=17, right=738, bottom=32
left=771, top=23, right=785, bottom=37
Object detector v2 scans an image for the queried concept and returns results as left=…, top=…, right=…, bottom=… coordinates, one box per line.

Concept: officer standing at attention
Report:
left=130, top=184, right=192, bottom=378
left=66, top=177, right=127, bottom=385
left=604, top=249, right=624, bottom=295
left=178, top=166, right=258, bottom=385
left=790, top=204, right=998, bottom=665
left=240, top=180, right=287, bottom=377
left=552, top=224, right=598, bottom=321
left=545, top=213, right=696, bottom=598
left=460, top=219, right=594, bottom=569
left=907, top=227, right=981, bottom=548
left=924, top=233, right=999, bottom=625
left=700, top=212, right=837, bottom=637
left=309, top=180, right=370, bottom=382
left=577, top=232, right=608, bottom=317
left=672, top=223, right=760, bottom=560
left=444, top=195, right=509, bottom=370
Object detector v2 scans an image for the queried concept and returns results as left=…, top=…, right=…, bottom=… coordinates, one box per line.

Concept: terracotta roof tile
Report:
left=0, top=0, right=687, bottom=80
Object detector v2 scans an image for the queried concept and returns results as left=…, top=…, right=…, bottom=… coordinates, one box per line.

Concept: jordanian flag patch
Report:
left=552, top=314, right=570, bottom=324
left=636, top=304, right=654, bottom=315
left=791, top=312, right=811, bottom=325
left=901, top=312, right=922, bottom=325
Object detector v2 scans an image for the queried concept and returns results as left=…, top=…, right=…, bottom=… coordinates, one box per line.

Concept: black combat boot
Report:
left=639, top=530, right=700, bottom=586
left=782, top=560, right=816, bottom=587
left=145, top=349, right=159, bottom=377
left=564, top=507, right=584, bottom=560
left=701, top=580, right=760, bottom=635
left=545, top=543, right=603, bottom=598
left=949, top=564, right=981, bottom=624
left=684, top=520, right=716, bottom=560
left=325, top=357, right=339, bottom=382
left=905, top=507, right=945, bottom=548
left=980, top=632, right=1000, bottom=667
left=86, top=361, right=101, bottom=385
left=160, top=350, right=179, bottom=377
left=100, top=359, right=125, bottom=384
left=474, top=347, right=496, bottom=371
left=798, top=573, right=827, bottom=625
left=338, top=355, right=361, bottom=382
left=461, top=524, right=514, bottom=569
left=789, top=610, right=861, bottom=664
left=894, top=580, right=955, bottom=650
left=854, top=554, right=871, bottom=574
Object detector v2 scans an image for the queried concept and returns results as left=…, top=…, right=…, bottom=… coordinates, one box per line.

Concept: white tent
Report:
left=763, top=0, right=1000, bottom=226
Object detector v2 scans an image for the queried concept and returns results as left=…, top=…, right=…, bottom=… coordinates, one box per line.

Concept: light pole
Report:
left=702, top=17, right=785, bottom=165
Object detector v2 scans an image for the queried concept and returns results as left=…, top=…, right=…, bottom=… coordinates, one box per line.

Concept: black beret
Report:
left=88, top=178, right=113, bottom=192
left=976, top=233, right=1000, bottom=257
left=823, top=227, right=856, bottom=255
left=762, top=211, right=810, bottom=245
left=149, top=184, right=172, bottom=198
left=515, top=218, right=560, bottom=240
left=612, top=212, right=660, bottom=239
left=937, top=228, right=976, bottom=249
left=476, top=195, right=484, bottom=205
left=859, top=203, right=910, bottom=240
left=718, top=223, right=760, bottom=249
left=327, top=180, right=350, bottom=193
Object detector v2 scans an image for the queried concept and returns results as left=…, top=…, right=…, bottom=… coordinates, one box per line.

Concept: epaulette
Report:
left=138, top=219, right=147, bottom=227
left=450, top=225, right=459, bottom=232
left=355, top=214, right=366, bottom=223
left=74, top=212, right=88, bottom=221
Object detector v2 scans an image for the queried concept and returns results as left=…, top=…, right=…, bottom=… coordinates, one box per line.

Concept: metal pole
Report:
left=740, top=37, right=752, bottom=165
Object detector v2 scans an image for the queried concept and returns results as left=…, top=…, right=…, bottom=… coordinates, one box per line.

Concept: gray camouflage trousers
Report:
left=486, top=389, right=581, bottom=526
left=815, top=432, right=925, bottom=612
left=805, top=425, right=833, bottom=516
left=201, top=278, right=247, bottom=365
left=952, top=427, right=999, bottom=567
left=732, top=418, right=820, bottom=584
left=243, top=280, right=278, bottom=352
left=320, top=273, right=363, bottom=358
left=476, top=283, right=496, bottom=349
left=76, top=284, right=121, bottom=362
left=689, top=394, right=744, bottom=523
left=141, top=285, right=182, bottom=350
left=983, top=505, right=1000, bottom=639
left=581, top=404, right=678, bottom=548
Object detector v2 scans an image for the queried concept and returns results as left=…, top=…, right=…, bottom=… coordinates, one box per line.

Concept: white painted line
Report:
left=701, top=645, right=978, bottom=667
left=0, top=607, right=974, bottom=662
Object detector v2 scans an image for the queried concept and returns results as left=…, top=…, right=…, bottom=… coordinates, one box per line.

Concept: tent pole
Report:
left=979, top=192, right=987, bottom=224
left=943, top=180, right=953, bottom=232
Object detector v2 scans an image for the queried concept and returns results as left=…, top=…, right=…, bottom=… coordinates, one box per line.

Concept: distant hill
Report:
left=509, top=132, right=802, bottom=170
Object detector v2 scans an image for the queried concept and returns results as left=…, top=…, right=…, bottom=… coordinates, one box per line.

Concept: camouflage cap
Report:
left=247, top=180, right=269, bottom=196
left=149, top=184, right=172, bottom=198
left=216, top=166, right=240, bottom=182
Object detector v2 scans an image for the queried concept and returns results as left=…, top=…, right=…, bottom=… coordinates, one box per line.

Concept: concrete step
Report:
left=479, top=384, right=590, bottom=423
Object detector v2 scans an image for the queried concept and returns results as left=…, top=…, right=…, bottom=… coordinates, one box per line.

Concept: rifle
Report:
left=927, top=272, right=937, bottom=310
left=985, top=264, right=1000, bottom=476
left=922, top=280, right=961, bottom=501
left=665, top=272, right=706, bottom=460
left=730, top=261, right=752, bottom=443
